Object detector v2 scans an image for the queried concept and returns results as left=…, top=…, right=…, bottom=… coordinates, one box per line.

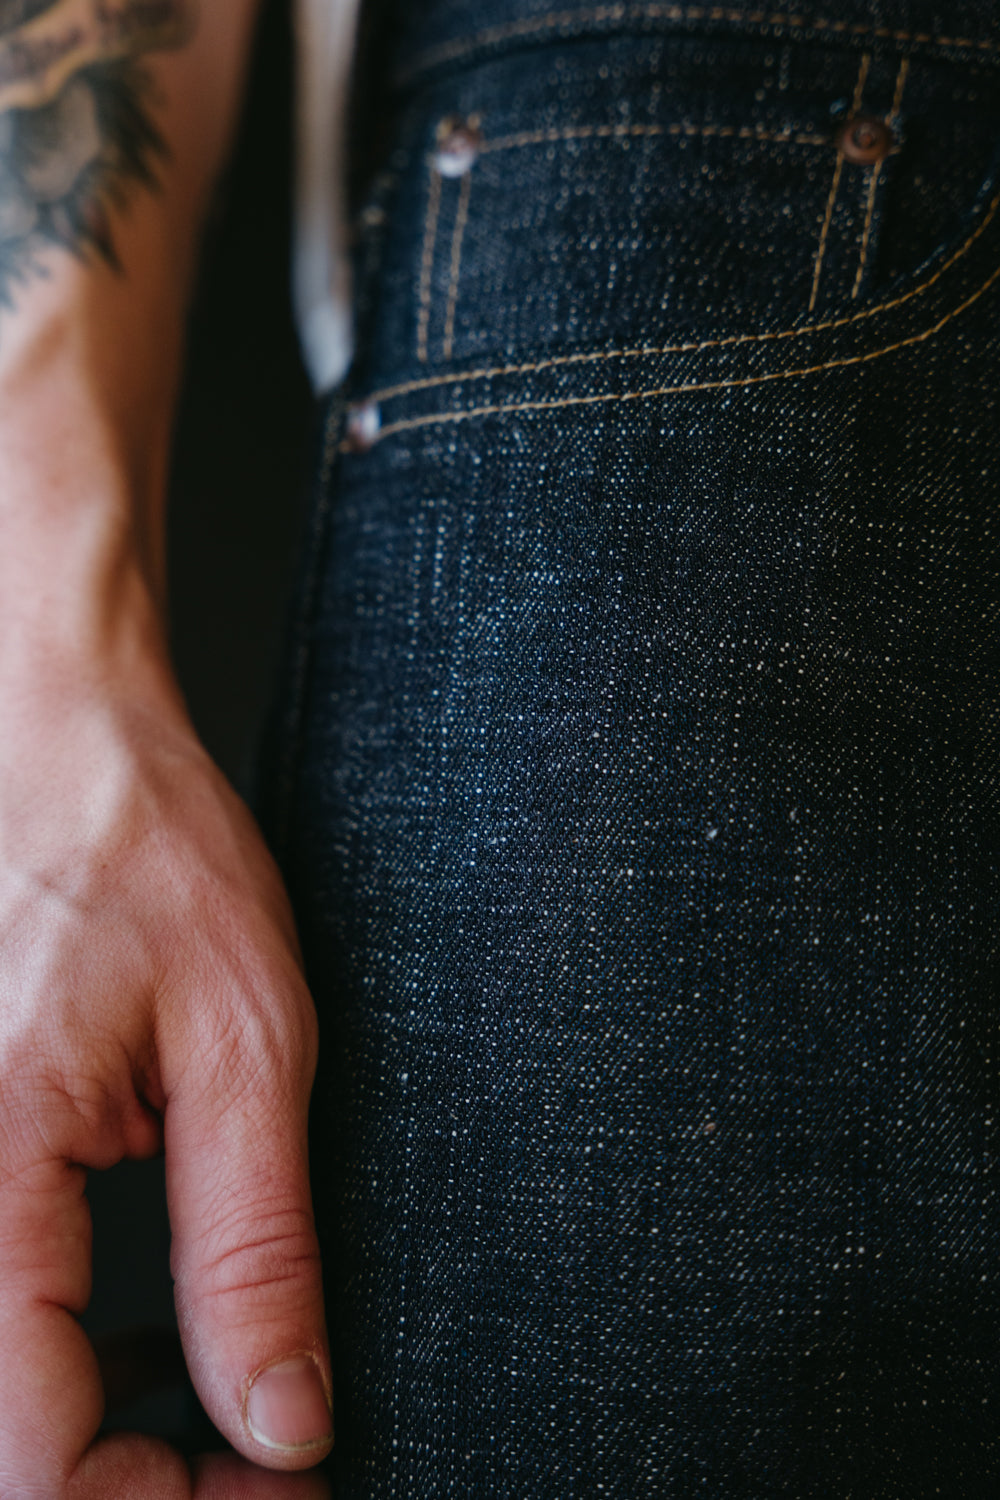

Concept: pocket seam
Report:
left=849, top=56, right=909, bottom=301
left=350, top=250, right=1000, bottom=450
left=413, top=109, right=905, bottom=367
left=443, top=171, right=473, bottom=361
left=416, top=165, right=443, bottom=362
left=851, top=157, right=884, bottom=300
left=476, top=119, right=832, bottom=151
left=808, top=50, right=870, bottom=310
left=386, top=181, right=1000, bottom=405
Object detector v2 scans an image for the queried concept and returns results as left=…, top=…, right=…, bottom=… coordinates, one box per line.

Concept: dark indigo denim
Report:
left=264, top=3, right=1000, bottom=1494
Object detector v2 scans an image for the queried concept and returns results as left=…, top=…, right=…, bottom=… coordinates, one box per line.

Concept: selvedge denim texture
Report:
left=265, top=2, right=1000, bottom=1493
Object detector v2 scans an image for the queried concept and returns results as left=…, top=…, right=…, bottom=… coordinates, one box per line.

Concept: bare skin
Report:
left=0, top=4, right=333, bottom=1495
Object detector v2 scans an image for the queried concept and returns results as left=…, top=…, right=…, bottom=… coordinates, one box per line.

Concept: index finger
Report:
left=0, top=1149, right=119, bottom=1495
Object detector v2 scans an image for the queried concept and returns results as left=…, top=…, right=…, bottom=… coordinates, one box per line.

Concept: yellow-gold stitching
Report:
left=344, top=259, right=1000, bottom=451
left=852, top=56, right=910, bottom=299
left=810, top=153, right=846, bottom=312
left=475, top=120, right=831, bottom=151
left=366, top=185, right=1000, bottom=406
left=852, top=161, right=883, bottom=299
left=809, top=52, right=869, bottom=312
left=416, top=166, right=443, bottom=362
left=443, top=172, right=472, bottom=361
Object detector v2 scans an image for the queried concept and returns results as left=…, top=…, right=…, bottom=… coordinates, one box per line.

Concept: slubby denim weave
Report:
left=264, top=2, right=1000, bottom=1493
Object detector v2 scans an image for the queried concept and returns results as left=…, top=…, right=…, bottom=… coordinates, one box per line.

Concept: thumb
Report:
left=161, top=968, right=333, bottom=1471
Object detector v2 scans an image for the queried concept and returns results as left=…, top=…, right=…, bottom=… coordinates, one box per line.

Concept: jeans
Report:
left=262, top=2, right=1000, bottom=1493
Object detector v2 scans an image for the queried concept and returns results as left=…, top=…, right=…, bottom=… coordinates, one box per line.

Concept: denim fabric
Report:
left=265, top=2, right=1000, bottom=1494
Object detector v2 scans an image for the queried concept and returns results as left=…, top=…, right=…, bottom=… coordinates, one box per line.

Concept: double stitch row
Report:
left=347, top=182, right=1000, bottom=450
left=390, top=185, right=1000, bottom=405
left=478, top=119, right=832, bottom=152
left=416, top=113, right=835, bottom=361
left=347, top=258, right=1000, bottom=451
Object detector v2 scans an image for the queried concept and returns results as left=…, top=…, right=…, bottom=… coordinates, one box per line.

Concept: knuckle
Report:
left=186, top=981, right=318, bottom=1109
left=0, top=1038, right=137, bottom=1165
left=189, top=1200, right=321, bottom=1310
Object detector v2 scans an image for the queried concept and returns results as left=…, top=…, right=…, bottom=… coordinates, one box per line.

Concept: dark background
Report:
left=81, top=0, right=319, bottom=1453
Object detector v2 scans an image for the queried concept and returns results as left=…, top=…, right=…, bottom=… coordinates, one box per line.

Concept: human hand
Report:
left=0, top=659, right=332, bottom=1498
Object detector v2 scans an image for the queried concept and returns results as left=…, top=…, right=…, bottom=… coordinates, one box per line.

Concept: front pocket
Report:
left=361, top=28, right=1000, bottom=377
left=348, top=162, right=1000, bottom=454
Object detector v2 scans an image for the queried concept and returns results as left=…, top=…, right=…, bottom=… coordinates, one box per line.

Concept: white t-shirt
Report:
left=293, top=0, right=362, bottom=393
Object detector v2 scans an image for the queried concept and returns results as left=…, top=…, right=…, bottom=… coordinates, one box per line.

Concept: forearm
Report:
left=0, top=16, right=340, bottom=1490
left=0, top=1, right=263, bottom=661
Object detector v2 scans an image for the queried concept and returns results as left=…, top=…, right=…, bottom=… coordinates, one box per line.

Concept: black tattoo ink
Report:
left=0, top=1, right=195, bottom=307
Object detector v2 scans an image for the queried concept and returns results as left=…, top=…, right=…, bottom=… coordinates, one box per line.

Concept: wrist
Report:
left=0, top=460, right=181, bottom=717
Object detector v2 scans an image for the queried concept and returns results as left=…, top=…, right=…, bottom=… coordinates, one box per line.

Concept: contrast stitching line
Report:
left=852, top=159, right=883, bottom=300
left=851, top=56, right=909, bottom=300
left=416, top=166, right=442, bottom=362
left=367, top=184, right=1000, bottom=407
left=809, top=52, right=868, bottom=312
left=810, top=153, right=845, bottom=312
left=889, top=50, right=910, bottom=118
left=443, top=171, right=472, bottom=361
left=398, top=5, right=1000, bottom=80
left=477, top=120, right=831, bottom=151
left=349, top=261, right=1000, bottom=449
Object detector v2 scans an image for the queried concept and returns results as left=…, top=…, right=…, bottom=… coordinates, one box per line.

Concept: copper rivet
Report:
left=345, top=400, right=380, bottom=452
left=837, top=113, right=894, bottom=165
left=432, top=116, right=483, bottom=177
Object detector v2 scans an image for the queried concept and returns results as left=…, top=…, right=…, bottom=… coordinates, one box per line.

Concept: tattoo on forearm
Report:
left=0, top=1, right=196, bottom=307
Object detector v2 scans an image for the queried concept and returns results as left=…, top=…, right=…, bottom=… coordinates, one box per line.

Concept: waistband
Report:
left=375, top=1, right=1000, bottom=87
